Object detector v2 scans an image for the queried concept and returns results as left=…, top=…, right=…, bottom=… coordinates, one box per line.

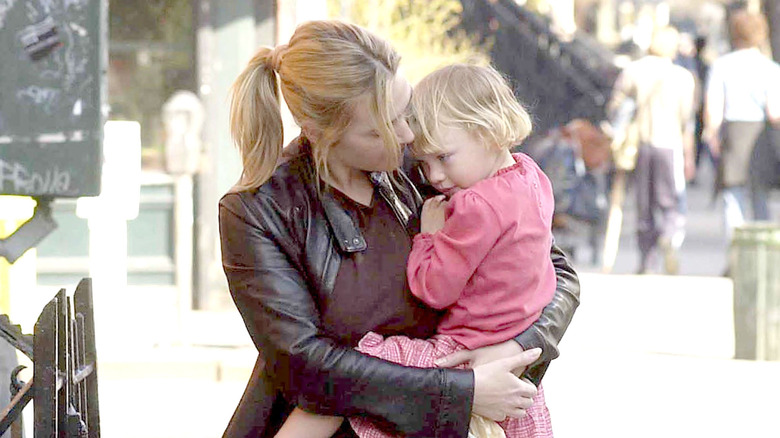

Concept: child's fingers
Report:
left=434, top=349, right=474, bottom=368
left=423, top=196, right=447, bottom=213
left=424, top=195, right=446, bottom=206
left=500, top=348, right=542, bottom=372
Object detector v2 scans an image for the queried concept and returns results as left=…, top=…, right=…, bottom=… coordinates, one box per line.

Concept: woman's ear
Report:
left=300, top=122, right=322, bottom=143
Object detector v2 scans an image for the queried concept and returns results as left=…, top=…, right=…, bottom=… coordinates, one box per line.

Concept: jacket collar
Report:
left=288, top=137, right=420, bottom=254
left=319, top=189, right=368, bottom=253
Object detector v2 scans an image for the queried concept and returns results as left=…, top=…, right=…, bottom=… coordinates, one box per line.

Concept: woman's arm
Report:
left=766, top=63, right=780, bottom=125
left=220, top=193, right=473, bottom=437
left=274, top=408, right=343, bottom=438
left=513, top=242, right=580, bottom=385
left=702, top=62, right=724, bottom=156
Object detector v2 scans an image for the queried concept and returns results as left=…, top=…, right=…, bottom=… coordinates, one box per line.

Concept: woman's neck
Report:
left=325, top=162, right=374, bottom=206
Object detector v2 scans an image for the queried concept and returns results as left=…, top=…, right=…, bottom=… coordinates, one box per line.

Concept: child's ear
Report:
left=300, top=122, right=323, bottom=143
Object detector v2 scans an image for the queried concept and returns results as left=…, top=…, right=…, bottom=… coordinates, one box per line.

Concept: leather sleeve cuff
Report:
left=514, top=326, right=558, bottom=365
left=432, top=368, right=474, bottom=438
left=522, top=361, right=549, bottom=387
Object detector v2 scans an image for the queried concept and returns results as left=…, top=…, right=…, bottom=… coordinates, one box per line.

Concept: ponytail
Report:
left=229, top=21, right=402, bottom=192
left=229, top=47, right=283, bottom=191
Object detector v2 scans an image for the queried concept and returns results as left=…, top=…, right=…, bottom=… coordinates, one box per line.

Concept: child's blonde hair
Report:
left=229, top=20, right=402, bottom=191
left=409, top=64, right=532, bottom=156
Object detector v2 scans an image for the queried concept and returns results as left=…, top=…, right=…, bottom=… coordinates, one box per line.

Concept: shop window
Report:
left=108, top=0, right=196, bottom=170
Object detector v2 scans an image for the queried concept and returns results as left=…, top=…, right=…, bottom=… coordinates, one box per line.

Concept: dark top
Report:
left=325, top=188, right=442, bottom=347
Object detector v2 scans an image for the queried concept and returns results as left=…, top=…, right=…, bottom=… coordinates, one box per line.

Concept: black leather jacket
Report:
left=219, top=145, right=580, bottom=438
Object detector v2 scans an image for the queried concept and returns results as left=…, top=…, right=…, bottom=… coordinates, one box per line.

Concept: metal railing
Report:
left=461, top=0, right=620, bottom=136
left=0, top=278, right=100, bottom=437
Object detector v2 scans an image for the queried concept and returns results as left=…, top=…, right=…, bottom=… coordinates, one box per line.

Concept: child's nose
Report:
left=426, top=165, right=445, bottom=184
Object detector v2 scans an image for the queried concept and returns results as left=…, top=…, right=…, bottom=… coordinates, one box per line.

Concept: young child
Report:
left=275, top=64, right=557, bottom=438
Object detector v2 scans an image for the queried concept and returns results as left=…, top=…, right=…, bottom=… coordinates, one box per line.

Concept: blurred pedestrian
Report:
left=692, top=35, right=716, bottom=180
left=676, top=33, right=714, bottom=183
left=674, top=32, right=698, bottom=74
left=704, top=10, right=780, bottom=238
left=522, top=119, right=611, bottom=265
left=608, top=26, right=696, bottom=275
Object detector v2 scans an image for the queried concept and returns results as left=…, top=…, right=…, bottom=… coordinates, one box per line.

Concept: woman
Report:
left=704, top=10, right=780, bottom=238
left=219, top=20, right=580, bottom=438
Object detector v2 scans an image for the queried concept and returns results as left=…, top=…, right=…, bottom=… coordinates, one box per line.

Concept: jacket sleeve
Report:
left=514, top=242, right=580, bottom=386
left=219, top=193, right=473, bottom=438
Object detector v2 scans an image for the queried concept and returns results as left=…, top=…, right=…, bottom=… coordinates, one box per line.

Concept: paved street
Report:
left=547, top=349, right=780, bottom=437
left=546, top=274, right=780, bottom=438
left=575, top=160, right=780, bottom=276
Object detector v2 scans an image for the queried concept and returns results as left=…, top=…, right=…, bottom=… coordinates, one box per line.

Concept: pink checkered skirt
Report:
left=348, top=332, right=553, bottom=438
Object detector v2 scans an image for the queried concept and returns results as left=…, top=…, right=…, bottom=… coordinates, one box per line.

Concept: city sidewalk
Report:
left=545, top=273, right=780, bottom=438
left=73, top=272, right=780, bottom=438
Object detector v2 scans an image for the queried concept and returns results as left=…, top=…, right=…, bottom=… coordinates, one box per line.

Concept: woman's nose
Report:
left=395, top=118, right=414, bottom=145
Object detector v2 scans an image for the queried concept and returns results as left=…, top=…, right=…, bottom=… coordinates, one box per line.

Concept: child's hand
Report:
left=435, top=339, right=529, bottom=375
left=420, top=195, right=448, bottom=234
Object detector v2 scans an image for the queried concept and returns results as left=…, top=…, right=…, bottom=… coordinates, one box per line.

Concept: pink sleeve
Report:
left=407, top=192, right=502, bottom=309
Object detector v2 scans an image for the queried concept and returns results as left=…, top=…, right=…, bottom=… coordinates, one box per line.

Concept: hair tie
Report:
left=268, top=44, right=288, bottom=71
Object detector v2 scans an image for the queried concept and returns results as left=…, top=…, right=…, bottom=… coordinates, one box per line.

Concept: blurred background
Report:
left=1, top=0, right=779, bottom=437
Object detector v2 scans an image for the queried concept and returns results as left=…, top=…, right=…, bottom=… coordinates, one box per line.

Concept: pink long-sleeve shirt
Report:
left=407, top=153, right=557, bottom=349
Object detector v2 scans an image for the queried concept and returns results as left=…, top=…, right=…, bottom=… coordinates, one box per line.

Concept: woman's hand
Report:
left=684, top=154, right=697, bottom=182
left=707, top=135, right=720, bottom=159
left=435, top=339, right=527, bottom=373
left=471, top=348, right=542, bottom=421
left=420, top=195, right=448, bottom=234
left=702, top=127, right=720, bottom=159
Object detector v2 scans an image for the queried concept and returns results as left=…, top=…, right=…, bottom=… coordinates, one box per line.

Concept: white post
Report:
left=76, top=121, right=141, bottom=354
left=174, top=174, right=194, bottom=343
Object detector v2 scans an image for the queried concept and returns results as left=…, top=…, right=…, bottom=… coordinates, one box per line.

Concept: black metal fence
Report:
left=0, top=278, right=100, bottom=437
left=460, top=0, right=621, bottom=137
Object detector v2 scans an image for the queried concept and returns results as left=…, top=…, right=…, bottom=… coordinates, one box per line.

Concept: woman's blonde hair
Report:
left=409, top=64, right=532, bottom=156
left=229, top=20, right=402, bottom=191
left=729, top=10, right=768, bottom=49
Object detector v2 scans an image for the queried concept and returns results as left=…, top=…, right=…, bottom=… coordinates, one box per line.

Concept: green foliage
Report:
left=109, top=0, right=193, bottom=43
left=328, top=0, right=491, bottom=84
